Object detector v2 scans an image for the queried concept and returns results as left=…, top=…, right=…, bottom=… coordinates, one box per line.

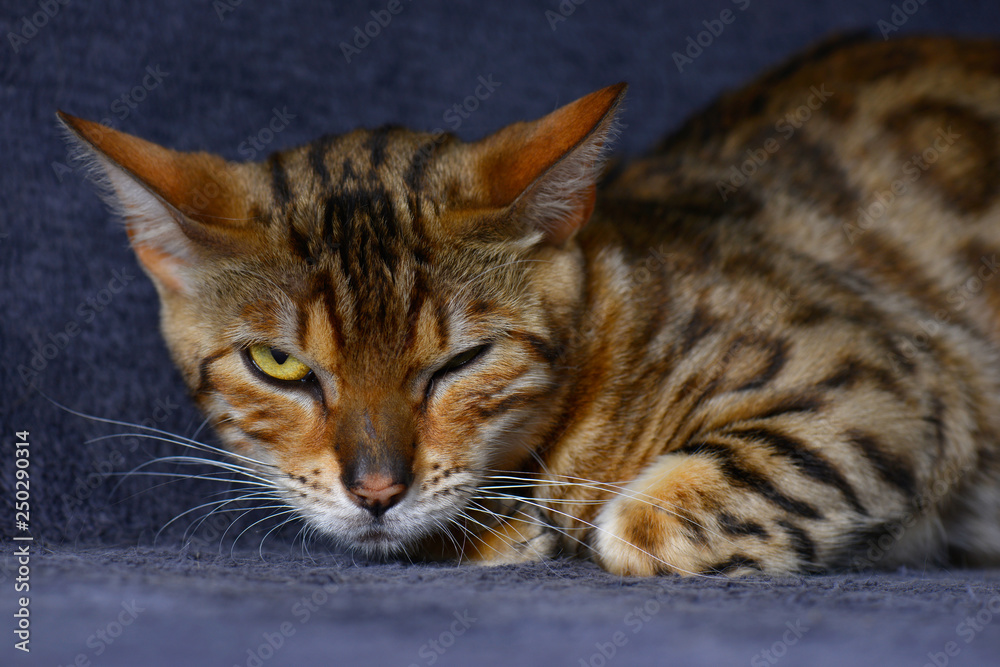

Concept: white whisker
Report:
left=258, top=514, right=303, bottom=559
left=477, top=488, right=713, bottom=579
left=156, top=495, right=276, bottom=546
left=231, top=508, right=300, bottom=555
left=479, top=471, right=739, bottom=552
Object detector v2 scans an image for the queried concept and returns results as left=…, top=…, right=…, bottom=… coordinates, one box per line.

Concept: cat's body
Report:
left=62, top=35, right=1000, bottom=576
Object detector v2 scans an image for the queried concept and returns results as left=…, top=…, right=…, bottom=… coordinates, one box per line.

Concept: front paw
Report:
left=460, top=503, right=561, bottom=565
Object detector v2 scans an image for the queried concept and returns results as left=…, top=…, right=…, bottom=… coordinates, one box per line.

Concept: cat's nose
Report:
left=347, top=474, right=408, bottom=517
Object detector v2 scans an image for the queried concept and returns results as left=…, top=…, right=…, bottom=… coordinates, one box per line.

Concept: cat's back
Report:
left=609, top=35, right=1000, bottom=345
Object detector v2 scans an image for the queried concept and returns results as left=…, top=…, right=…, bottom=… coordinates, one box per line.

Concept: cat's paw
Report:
left=592, top=500, right=706, bottom=576
left=590, top=454, right=770, bottom=577
left=460, top=509, right=561, bottom=565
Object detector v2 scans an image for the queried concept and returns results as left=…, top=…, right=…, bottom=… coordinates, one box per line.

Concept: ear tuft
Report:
left=474, top=83, right=627, bottom=244
left=57, top=112, right=250, bottom=294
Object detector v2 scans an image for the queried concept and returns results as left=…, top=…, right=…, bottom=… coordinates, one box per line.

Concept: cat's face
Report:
left=158, top=133, right=584, bottom=553
left=59, top=84, right=624, bottom=555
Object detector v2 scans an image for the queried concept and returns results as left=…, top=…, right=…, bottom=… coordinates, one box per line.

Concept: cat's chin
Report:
left=344, top=526, right=475, bottom=564
left=306, top=512, right=440, bottom=559
left=346, top=528, right=414, bottom=557
left=314, top=509, right=483, bottom=562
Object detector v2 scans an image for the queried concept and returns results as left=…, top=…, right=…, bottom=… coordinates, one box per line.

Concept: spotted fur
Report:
left=61, top=36, right=1000, bottom=576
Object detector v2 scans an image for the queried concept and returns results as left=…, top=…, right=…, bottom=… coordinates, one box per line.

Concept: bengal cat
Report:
left=60, top=35, right=1000, bottom=576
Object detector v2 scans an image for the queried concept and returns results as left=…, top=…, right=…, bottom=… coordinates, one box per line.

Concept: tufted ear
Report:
left=471, top=82, right=626, bottom=244
left=58, top=112, right=255, bottom=295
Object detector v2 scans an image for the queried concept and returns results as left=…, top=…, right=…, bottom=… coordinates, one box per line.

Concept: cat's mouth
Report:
left=353, top=516, right=391, bottom=539
left=355, top=526, right=394, bottom=544
left=285, top=469, right=481, bottom=557
left=347, top=522, right=419, bottom=556
left=327, top=505, right=430, bottom=555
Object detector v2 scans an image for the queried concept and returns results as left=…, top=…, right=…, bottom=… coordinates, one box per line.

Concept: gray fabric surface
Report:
left=5, top=545, right=1000, bottom=667
left=3, top=0, right=1000, bottom=665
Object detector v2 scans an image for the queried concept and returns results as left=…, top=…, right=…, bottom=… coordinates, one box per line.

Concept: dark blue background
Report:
left=1, top=1, right=999, bottom=666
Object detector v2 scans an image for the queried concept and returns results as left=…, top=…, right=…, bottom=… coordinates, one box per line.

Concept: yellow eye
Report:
left=248, top=345, right=312, bottom=382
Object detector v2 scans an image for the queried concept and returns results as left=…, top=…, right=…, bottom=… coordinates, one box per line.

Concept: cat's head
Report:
left=59, top=83, right=625, bottom=555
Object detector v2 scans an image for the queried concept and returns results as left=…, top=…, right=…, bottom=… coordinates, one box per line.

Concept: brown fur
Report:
left=61, top=35, right=1000, bottom=575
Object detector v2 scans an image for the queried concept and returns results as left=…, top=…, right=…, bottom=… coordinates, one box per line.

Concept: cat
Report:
left=60, top=34, right=1000, bottom=576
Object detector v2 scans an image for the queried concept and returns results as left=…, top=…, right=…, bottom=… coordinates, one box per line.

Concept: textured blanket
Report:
left=3, top=1, right=1000, bottom=665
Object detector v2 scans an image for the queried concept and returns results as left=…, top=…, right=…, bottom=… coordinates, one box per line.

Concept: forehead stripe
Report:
left=268, top=153, right=292, bottom=209
left=309, top=133, right=335, bottom=188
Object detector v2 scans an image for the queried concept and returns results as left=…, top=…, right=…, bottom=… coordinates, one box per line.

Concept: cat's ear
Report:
left=471, top=82, right=626, bottom=244
left=57, top=112, right=253, bottom=295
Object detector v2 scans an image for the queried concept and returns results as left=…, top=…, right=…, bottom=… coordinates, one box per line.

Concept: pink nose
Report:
left=347, top=475, right=408, bottom=516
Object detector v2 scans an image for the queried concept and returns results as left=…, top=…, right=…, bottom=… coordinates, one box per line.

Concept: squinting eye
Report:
left=248, top=345, right=312, bottom=382
left=440, top=344, right=490, bottom=374
left=425, top=344, right=491, bottom=398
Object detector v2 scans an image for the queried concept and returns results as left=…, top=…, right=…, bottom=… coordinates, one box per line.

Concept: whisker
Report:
left=120, top=453, right=273, bottom=484
left=112, top=470, right=272, bottom=488
left=479, top=471, right=739, bottom=551
left=457, top=504, right=523, bottom=558
left=477, top=488, right=714, bottom=579
left=155, top=492, right=284, bottom=546
left=295, top=523, right=324, bottom=563
left=462, top=501, right=571, bottom=579
left=83, top=430, right=273, bottom=471
left=477, top=486, right=607, bottom=504
left=44, top=394, right=271, bottom=470
left=190, top=416, right=213, bottom=443
left=231, top=508, right=300, bottom=554
left=258, top=514, right=303, bottom=559
left=110, top=456, right=273, bottom=499
left=186, top=500, right=289, bottom=546
left=429, top=515, right=466, bottom=560
left=468, top=499, right=593, bottom=556
left=482, top=468, right=632, bottom=485
left=108, top=472, right=272, bottom=504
